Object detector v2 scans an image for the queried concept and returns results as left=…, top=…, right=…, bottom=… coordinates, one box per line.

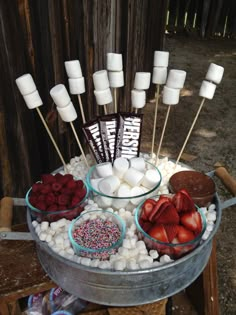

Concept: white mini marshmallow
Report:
left=98, top=176, right=120, bottom=194
left=50, top=84, right=71, bottom=108
left=65, top=60, right=83, bottom=78
left=166, top=69, right=186, bottom=89
left=206, top=224, right=214, bottom=232
left=159, top=254, right=173, bottom=264
left=142, top=169, right=161, bottom=189
left=55, top=235, right=64, bottom=247
left=130, top=186, right=145, bottom=205
left=50, top=222, right=58, bottom=230
left=131, top=90, right=146, bottom=109
left=114, top=259, right=126, bottom=271
left=66, top=248, right=74, bottom=255
left=40, top=221, right=49, bottom=231
left=136, top=240, right=146, bottom=250
left=94, top=88, right=112, bottom=105
left=118, top=247, right=130, bottom=257
left=206, top=63, right=224, bottom=84
left=96, top=162, right=113, bottom=177
left=162, top=86, right=180, bottom=105
left=108, top=71, right=124, bottom=88
left=68, top=77, right=85, bottom=95
left=208, top=204, right=216, bottom=211
left=123, top=167, right=144, bottom=187
left=126, top=260, right=139, bottom=270
left=149, top=250, right=159, bottom=259
left=80, top=257, right=91, bottom=266
left=15, top=74, right=37, bottom=95
left=107, top=53, right=123, bottom=71
left=199, top=80, right=216, bottom=100
left=23, top=90, right=43, bottom=109
left=32, top=221, right=38, bottom=228
left=129, top=157, right=145, bottom=172
left=90, top=259, right=100, bottom=268
left=112, top=184, right=131, bottom=209
left=93, top=70, right=110, bottom=90
left=113, top=157, right=129, bottom=178
left=56, top=218, right=67, bottom=228
left=48, top=240, right=55, bottom=248
left=202, top=230, right=210, bottom=241
left=152, top=67, right=168, bottom=85
left=57, top=102, right=77, bottom=122
left=98, top=261, right=111, bottom=269
left=139, top=260, right=152, bottom=269
left=39, top=232, right=47, bottom=241
left=134, top=72, right=151, bottom=90
left=207, top=211, right=216, bottom=222
left=153, top=51, right=169, bottom=67
left=122, top=239, right=132, bottom=249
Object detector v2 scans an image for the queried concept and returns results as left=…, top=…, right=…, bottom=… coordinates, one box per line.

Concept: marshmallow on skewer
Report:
left=64, top=60, right=83, bottom=78
left=108, top=71, right=124, bottom=88
left=107, top=53, right=123, bottom=71
left=153, top=51, right=169, bottom=67
left=162, top=86, right=180, bottom=105
left=205, top=63, right=224, bottom=84
left=152, top=67, right=167, bottom=85
left=50, top=84, right=71, bottom=108
left=94, top=89, right=113, bottom=105
left=15, top=74, right=37, bottom=95
left=56, top=102, right=77, bottom=122
left=23, top=90, right=43, bottom=109
left=93, top=70, right=110, bottom=91
left=68, top=77, right=86, bottom=95
left=199, top=80, right=216, bottom=99
left=166, top=69, right=186, bottom=89
left=134, top=72, right=151, bottom=90
left=131, top=90, right=146, bottom=109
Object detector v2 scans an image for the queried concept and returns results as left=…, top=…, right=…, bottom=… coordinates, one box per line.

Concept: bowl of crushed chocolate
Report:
left=168, top=170, right=216, bottom=207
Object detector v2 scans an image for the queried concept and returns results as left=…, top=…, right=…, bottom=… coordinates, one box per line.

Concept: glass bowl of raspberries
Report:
left=25, top=173, right=89, bottom=222
left=134, top=189, right=207, bottom=259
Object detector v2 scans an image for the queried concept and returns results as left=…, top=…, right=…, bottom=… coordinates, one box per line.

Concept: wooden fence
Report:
left=166, top=0, right=236, bottom=38
left=0, top=0, right=167, bottom=223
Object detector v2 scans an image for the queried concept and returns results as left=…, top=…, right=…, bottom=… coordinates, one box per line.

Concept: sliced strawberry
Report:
left=149, top=196, right=171, bottom=222
left=51, top=182, right=62, bottom=192
left=172, top=189, right=195, bottom=212
left=41, top=174, right=56, bottom=184
left=148, top=224, right=169, bottom=243
left=66, top=179, right=77, bottom=190
left=57, top=194, right=70, bottom=206
left=180, top=211, right=202, bottom=235
left=140, top=220, right=153, bottom=233
left=164, top=224, right=179, bottom=242
left=172, top=192, right=184, bottom=212
left=61, top=187, right=73, bottom=195
left=177, top=226, right=195, bottom=243
left=142, top=199, right=156, bottom=220
left=153, top=203, right=179, bottom=225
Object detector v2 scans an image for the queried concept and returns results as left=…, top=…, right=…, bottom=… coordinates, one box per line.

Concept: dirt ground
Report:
left=141, top=34, right=236, bottom=314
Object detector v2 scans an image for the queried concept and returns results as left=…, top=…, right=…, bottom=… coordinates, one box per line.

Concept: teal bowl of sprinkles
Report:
left=68, top=210, right=126, bottom=260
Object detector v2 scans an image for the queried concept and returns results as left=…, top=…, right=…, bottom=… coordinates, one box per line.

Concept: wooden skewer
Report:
left=69, top=121, right=89, bottom=167
left=36, top=107, right=67, bottom=169
left=175, top=97, right=206, bottom=165
left=77, top=94, right=86, bottom=124
left=114, top=88, right=117, bottom=113
left=104, top=104, right=108, bottom=115
left=151, top=84, right=160, bottom=157
left=155, top=105, right=171, bottom=164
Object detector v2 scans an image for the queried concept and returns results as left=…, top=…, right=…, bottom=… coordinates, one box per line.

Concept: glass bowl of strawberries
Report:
left=26, top=173, right=89, bottom=222
left=134, top=189, right=207, bottom=259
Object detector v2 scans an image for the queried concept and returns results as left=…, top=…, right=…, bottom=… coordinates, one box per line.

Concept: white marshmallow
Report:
left=23, top=90, right=43, bottom=109
left=108, top=71, right=124, bottom=88
left=142, top=169, right=161, bottom=189
left=130, top=187, right=145, bottom=205
left=80, top=257, right=91, bottom=266
left=126, top=260, right=139, bottom=270
left=152, top=67, right=167, bottom=85
left=66, top=248, right=74, bottom=255
left=56, top=218, right=67, bottom=228
left=32, top=221, right=38, bottom=228
left=114, top=259, right=126, bottom=271
left=166, top=69, right=186, bottom=89
left=129, top=157, right=145, bottom=172
left=136, top=240, right=146, bottom=250
left=96, top=162, right=113, bottom=177
left=40, top=221, right=49, bottom=231
left=123, top=167, right=144, bottom=187
left=98, top=261, right=111, bottom=269
left=162, top=86, right=180, bottom=105
left=206, top=224, right=214, bottom=232
left=153, top=51, right=169, bottom=67
left=139, top=260, right=152, bottom=269
left=94, top=88, right=112, bottom=105
left=149, top=250, right=159, bottom=259
left=159, top=255, right=173, bottom=264
left=15, top=74, right=37, bottom=95
left=98, top=175, right=120, bottom=195
left=113, top=157, right=129, bottom=178
left=96, top=196, right=113, bottom=207
left=90, top=259, right=100, bottom=268
left=131, top=90, right=146, bottom=109
left=93, top=70, right=110, bottom=90
left=202, top=230, right=210, bottom=241
left=39, top=232, right=47, bottom=241
left=48, top=240, right=55, bottom=248
left=118, top=247, right=130, bottom=257
left=50, top=84, right=71, bottom=108
left=206, top=63, right=224, bottom=84
left=90, top=178, right=103, bottom=192
left=57, top=102, right=77, bottom=122
left=134, top=72, right=151, bottom=90
left=122, top=239, right=132, bottom=249
left=65, top=60, right=83, bottom=78
left=207, top=211, right=216, bottom=222
left=208, top=204, right=216, bottom=211
left=50, top=222, right=58, bottom=230
left=55, top=236, right=64, bottom=247
left=107, top=53, right=123, bottom=71
left=68, top=77, right=85, bottom=95
left=199, top=80, right=216, bottom=100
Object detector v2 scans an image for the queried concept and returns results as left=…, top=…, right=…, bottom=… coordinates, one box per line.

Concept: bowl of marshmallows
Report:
left=86, top=157, right=162, bottom=210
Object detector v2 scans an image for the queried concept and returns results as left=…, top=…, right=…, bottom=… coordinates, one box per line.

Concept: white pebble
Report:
left=114, top=259, right=126, bottom=271
left=39, top=232, right=47, bottom=241
left=159, top=255, right=173, bottom=264
left=40, top=221, right=49, bottom=231
left=149, top=250, right=159, bottom=259
left=80, top=257, right=91, bottom=266
left=98, top=261, right=111, bottom=269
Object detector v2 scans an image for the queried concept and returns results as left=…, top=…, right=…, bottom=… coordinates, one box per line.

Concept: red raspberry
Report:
left=61, top=187, right=72, bottom=195
left=41, top=184, right=52, bottom=194
left=57, top=194, right=70, bottom=206
left=74, top=187, right=86, bottom=199
left=29, top=196, right=38, bottom=207
left=35, top=201, right=47, bottom=211
left=41, top=174, right=56, bottom=184
left=52, top=182, right=62, bottom=192
left=71, top=196, right=81, bottom=207
left=38, top=194, right=46, bottom=202
left=58, top=174, right=74, bottom=185
left=76, top=180, right=84, bottom=190
left=45, top=192, right=56, bottom=206
left=54, top=173, right=63, bottom=181
left=47, top=204, right=58, bottom=211
left=66, top=180, right=77, bottom=190
left=32, top=183, right=43, bottom=193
